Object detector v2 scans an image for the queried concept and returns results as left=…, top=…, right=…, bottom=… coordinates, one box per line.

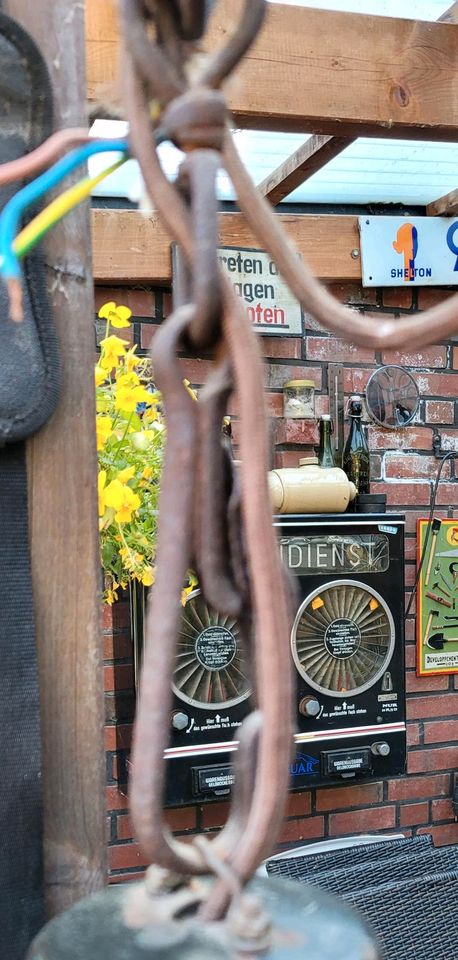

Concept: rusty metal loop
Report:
left=193, top=359, right=242, bottom=617
left=198, top=711, right=262, bottom=922
left=199, top=0, right=267, bottom=90
left=129, top=305, right=204, bottom=875
left=159, top=88, right=227, bottom=151
left=179, top=149, right=224, bottom=346
left=122, top=16, right=294, bottom=895
left=120, top=0, right=184, bottom=108
left=118, top=3, right=458, bottom=931
left=193, top=836, right=242, bottom=900
left=174, top=0, right=208, bottom=40
left=150, top=1, right=189, bottom=81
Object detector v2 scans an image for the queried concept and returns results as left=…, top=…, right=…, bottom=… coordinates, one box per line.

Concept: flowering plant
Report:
left=96, top=300, right=165, bottom=604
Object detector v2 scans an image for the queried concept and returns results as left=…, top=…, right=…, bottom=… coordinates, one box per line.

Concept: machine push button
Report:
left=171, top=710, right=189, bottom=731
left=371, top=741, right=391, bottom=757
left=298, top=696, right=320, bottom=718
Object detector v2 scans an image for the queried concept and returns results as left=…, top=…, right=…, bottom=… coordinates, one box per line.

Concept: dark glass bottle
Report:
left=317, top=414, right=335, bottom=468
left=343, top=395, right=370, bottom=494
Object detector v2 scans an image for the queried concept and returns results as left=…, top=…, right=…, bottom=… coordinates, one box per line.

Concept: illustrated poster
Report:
left=417, top=518, right=458, bottom=676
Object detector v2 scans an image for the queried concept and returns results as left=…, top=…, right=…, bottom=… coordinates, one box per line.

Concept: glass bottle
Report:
left=343, top=395, right=370, bottom=494
left=317, top=414, right=335, bottom=468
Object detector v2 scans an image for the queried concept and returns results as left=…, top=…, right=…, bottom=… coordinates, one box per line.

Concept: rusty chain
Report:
left=119, top=0, right=294, bottom=927
left=117, top=0, right=458, bottom=930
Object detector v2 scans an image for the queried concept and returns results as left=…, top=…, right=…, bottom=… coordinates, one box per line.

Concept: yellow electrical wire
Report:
left=14, top=156, right=127, bottom=259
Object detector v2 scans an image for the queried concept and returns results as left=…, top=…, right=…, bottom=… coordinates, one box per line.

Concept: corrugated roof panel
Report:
left=267, top=0, right=451, bottom=20
left=89, top=1, right=457, bottom=206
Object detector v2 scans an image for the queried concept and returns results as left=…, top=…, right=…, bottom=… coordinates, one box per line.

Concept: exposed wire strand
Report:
left=14, top=157, right=127, bottom=259
left=0, top=138, right=128, bottom=278
left=0, top=138, right=128, bottom=320
left=0, top=129, right=111, bottom=187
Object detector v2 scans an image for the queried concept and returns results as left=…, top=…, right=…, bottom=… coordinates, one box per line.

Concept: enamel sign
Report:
left=359, top=216, right=458, bottom=287
left=217, top=246, right=303, bottom=336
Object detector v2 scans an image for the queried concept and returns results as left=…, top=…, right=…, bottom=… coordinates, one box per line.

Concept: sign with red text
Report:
left=217, top=245, right=303, bottom=336
left=359, top=216, right=458, bottom=287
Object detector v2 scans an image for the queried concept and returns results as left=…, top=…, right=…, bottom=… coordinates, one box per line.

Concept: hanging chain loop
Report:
left=118, top=0, right=458, bottom=931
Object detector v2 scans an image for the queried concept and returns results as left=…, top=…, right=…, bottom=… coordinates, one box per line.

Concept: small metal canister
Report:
left=283, top=380, right=315, bottom=419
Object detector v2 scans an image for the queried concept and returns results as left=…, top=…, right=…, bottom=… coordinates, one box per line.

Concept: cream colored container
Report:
left=269, top=457, right=357, bottom=514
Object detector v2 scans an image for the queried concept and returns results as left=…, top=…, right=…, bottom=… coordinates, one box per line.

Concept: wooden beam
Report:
left=257, top=2, right=457, bottom=206
left=7, top=0, right=106, bottom=918
left=427, top=188, right=458, bottom=217
left=86, top=0, right=458, bottom=140
left=439, top=2, right=458, bottom=22
left=257, top=135, right=355, bottom=205
left=91, top=208, right=362, bottom=283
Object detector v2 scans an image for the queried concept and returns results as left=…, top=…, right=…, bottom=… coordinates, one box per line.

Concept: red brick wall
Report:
left=96, top=282, right=458, bottom=882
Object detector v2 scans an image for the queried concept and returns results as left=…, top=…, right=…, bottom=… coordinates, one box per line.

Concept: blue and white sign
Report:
left=359, top=216, right=458, bottom=287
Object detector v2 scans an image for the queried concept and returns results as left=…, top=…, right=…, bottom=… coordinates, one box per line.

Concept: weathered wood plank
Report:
left=439, top=2, right=458, bottom=23
left=257, top=135, right=355, bottom=205
left=257, top=1, right=456, bottom=205
left=91, top=208, right=362, bottom=282
left=427, top=188, right=458, bottom=217
left=7, top=0, right=106, bottom=917
left=86, top=0, right=458, bottom=140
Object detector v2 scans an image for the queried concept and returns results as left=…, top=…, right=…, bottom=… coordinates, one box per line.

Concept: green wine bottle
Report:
left=317, top=414, right=335, bottom=468
left=343, top=395, right=370, bottom=494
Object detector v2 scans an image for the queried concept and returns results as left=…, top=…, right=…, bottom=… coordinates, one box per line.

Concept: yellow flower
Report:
left=142, top=465, right=153, bottom=479
left=115, top=371, right=140, bottom=388
left=98, top=301, right=132, bottom=329
left=142, top=407, right=158, bottom=424
left=106, top=581, right=120, bottom=605
left=125, top=345, right=139, bottom=373
left=115, top=382, right=153, bottom=413
left=120, top=546, right=138, bottom=571
left=100, top=335, right=130, bottom=371
left=116, top=465, right=136, bottom=483
left=94, top=365, right=106, bottom=387
left=96, top=394, right=111, bottom=414
left=96, top=415, right=113, bottom=450
left=181, top=585, right=193, bottom=606
left=104, top=479, right=141, bottom=523
left=183, top=378, right=198, bottom=401
left=141, top=567, right=155, bottom=587
left=98, top=470, right=107, bottom=517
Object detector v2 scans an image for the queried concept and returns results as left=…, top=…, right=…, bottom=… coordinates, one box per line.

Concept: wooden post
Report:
left=5, top=0, right=107, bottom=915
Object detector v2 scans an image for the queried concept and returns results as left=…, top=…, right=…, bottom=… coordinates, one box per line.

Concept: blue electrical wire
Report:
left=0, top=138, right=129, bottom=280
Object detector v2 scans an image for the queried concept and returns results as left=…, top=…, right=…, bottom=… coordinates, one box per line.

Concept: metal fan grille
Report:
left=172, top=590, right=250, bottom=709
left=291, top=580, right=394, bottom=697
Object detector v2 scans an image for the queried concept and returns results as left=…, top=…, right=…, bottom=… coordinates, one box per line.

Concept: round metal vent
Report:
left=291, top=580, right=395, bottom=698
left=172, top=590, right=251, bottom=709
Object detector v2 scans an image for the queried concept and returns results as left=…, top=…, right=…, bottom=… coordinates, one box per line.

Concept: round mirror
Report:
left=365, top=365, right=420, bottom=429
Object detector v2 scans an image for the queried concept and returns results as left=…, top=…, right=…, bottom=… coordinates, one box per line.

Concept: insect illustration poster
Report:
left=417, top=518, right=458, bottom=676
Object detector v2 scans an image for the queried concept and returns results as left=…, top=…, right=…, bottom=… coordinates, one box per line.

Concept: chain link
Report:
left=118, top=0, right=458, bottom=927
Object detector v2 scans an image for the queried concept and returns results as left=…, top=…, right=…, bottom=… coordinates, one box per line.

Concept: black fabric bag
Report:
left=0, top=11, right=60, bottom=958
